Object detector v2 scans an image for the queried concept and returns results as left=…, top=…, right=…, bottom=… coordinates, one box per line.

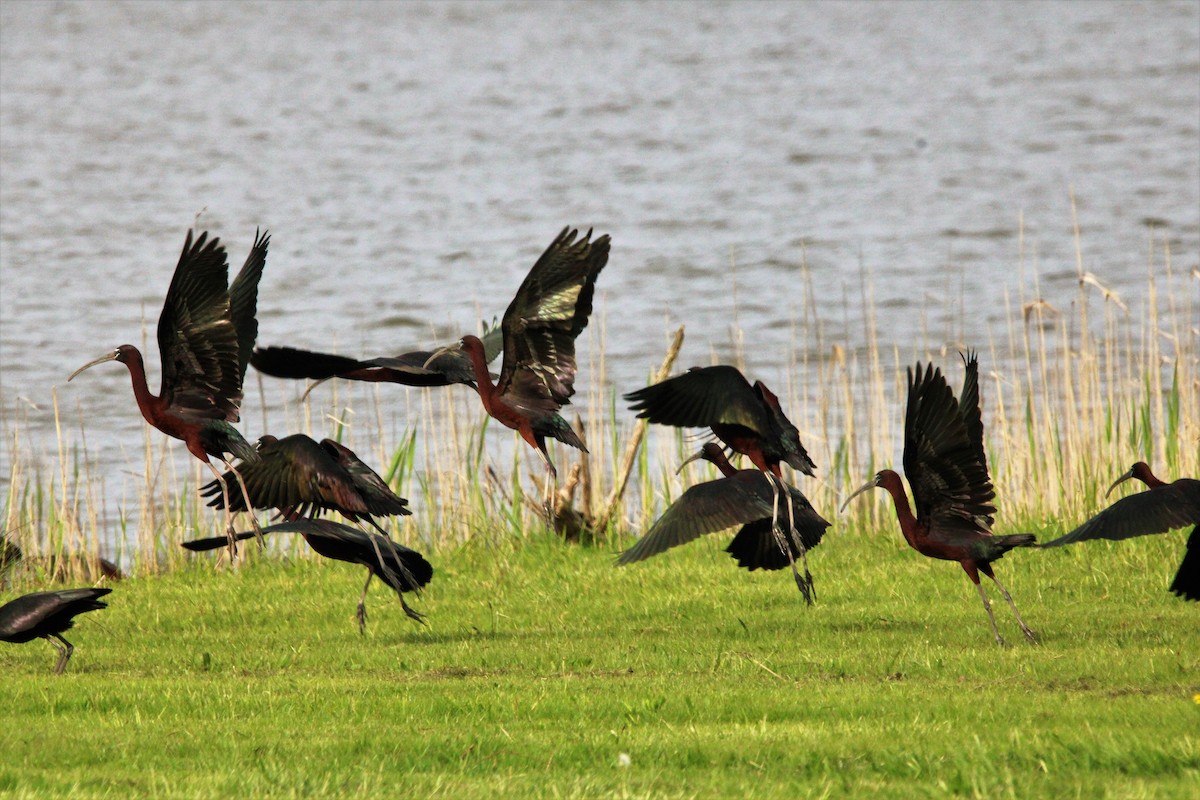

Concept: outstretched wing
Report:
left=157, top=230, right=243, bottom=421
left=958, top=352, right=988, bottom=477
left=228, top=229, right=270, bottom=385
left=616, top=474, right=775, bottom=565
left=902, top=362, right=996, bottom=536
left=1042, top=479, right=1200, bottom=546
left=497, top=227, right=610, bottom=415
left=625, top=365, right=772, bottom=433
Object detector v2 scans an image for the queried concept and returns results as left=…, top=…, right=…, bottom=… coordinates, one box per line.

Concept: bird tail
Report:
left=985, top=533, right=1037, bottom=561
left=1169, top=526, right=1200, bottom=602
left=180, top=531, right=260, bottom=552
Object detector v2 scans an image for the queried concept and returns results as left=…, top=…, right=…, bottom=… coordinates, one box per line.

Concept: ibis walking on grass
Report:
left=1, top=588, right=111, bottom=673
left=842, top=354, right=1037, bottom=645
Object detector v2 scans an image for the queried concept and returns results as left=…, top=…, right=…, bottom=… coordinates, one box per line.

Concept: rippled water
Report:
left=2, top=1, right=1197, bottom=537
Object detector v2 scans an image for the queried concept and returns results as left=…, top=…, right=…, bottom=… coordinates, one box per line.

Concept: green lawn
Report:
left=2, top=526, right=1196, bottom=798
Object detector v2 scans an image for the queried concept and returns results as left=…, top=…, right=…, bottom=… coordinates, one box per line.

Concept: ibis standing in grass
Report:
left=842, top=354, right=1038, bottom=645
left=68, top=229, right=270, bottom=550
left=1041, top=462, right=1199, bottom=601
left=1, top=588, right=111, bottom=673
left=625, top=365, right=818, bottom=601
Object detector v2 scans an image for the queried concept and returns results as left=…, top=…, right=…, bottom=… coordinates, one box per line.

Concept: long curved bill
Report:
left=839, top=480, right=877, bottom=513
left=421, top=344, right=459, bottom=371
left=299, top=376, right=332, bottom=402
left=1105, top=467, right=1136, bottom=498
left=675, top=449, right=708, bottom=475
left=68, top=350, right=119, bottom=382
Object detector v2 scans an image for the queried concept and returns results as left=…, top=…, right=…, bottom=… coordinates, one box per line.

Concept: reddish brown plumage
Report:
left=452, top=227, right=610, bottom=479
left=843, top=353, right=1037, bottom=645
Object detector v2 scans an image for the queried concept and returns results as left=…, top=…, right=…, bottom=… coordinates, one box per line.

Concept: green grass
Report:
left=2, top=525, right=1196, bottom=799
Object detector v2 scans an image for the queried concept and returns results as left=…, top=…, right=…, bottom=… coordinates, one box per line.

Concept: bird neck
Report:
left=462, top=336, right=498, bottom=407
left=123, top=349, right=163, bottom=421
left=879, top=472, right=920, bottom=544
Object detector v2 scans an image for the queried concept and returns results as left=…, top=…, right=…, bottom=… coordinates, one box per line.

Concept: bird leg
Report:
left=357, top=571, right=372, bottom=636
left=205, top=460, right=240, bottom=559
left=537, top=449, right=558, bottom=528
left=783, top=481, right=815, bottom=601
left=987, top=573, right=1038, bottom=643
left=47, top=633, right=73, bottom=674
left=768, top=473, right=812, bottom=605
left=222, top=458, right=265, bottom=549
left=974, top=581, right=1007, bottom=646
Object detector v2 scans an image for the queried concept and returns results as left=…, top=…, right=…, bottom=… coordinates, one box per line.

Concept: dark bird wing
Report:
left=497, top=227, right=610, bottom=416
left=616, top=473, right=776, bottom=565
left=0, top=588, right=111, bottom=642
left=902, top=362, right=996, bottom=536
left=625, top=365, right=772, bottom=433
left=1041, top=479, right=1200, bottom=546
left=157, top=230, right=244, bottom=421
left=318, top=439, right=411, bottom=518
left=725, top=484, right=830, bottom=571
left=228, top=229, right=270, bottom=385
left=200, top=434, right=372, bottom=518
left=252, top=346, right=369, bottom=380
left=958, top=352, right=988, bottom=478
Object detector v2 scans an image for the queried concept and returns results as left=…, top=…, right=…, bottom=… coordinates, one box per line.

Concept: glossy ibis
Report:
left=1, top=588, right=111, bottom=673
left=68, top=229, right=271, bottom=549
left=617, top=443, right=829, bottom=600
left=199, top=433, right=411, bottom=534
left=427, top=227, right=610, bottom=516
left=625, top=365, right=817, bottom=597
left=182, top=520, right=431, bottom=630
left=199, top=433, right=422, bottom=625
left=251, top=319, right=503, bottom=399
left=842, top=354, right=1037, bottom=645
left=1041, top=462, right=1199, bottom=601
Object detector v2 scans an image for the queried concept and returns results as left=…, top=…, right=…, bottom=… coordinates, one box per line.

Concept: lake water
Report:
left=1, top=1, right=1197, bottom=544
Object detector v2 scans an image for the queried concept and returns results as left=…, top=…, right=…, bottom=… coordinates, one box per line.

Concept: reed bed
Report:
left=2, top=231, right=1196, bottom=586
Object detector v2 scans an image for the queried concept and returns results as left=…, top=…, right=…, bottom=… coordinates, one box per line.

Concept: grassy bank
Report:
left=2, top=529, right=1197, bottom=798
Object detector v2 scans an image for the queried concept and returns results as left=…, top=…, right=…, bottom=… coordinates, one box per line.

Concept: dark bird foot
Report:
left=401, top=600, right=427, bottom=626
left=793, top=572, right=814, bottom=606
left=356, top=602, right=367, bottom=636
left=1020, top=626, right=1039, bottom=644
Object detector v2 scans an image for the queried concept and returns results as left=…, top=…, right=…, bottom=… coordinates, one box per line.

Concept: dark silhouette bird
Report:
left=842, top=354, right=1037, bottom=645
left=1041, top=462, right=1200, bottom=601
left=0, top=588, right=111, bottom=673
left=251, top=320, right=504, bottom=399
left=617, top=443, right=829, bottom=596
left=182, top=520, right=431, bottom=630
left=426, top=227, right=610, bottom=516
left=625, top=365, right=817, bottom=597
left=68, top=229, right=271, bottom=548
